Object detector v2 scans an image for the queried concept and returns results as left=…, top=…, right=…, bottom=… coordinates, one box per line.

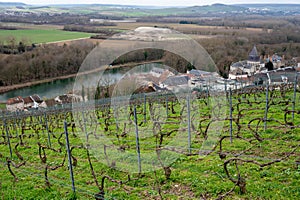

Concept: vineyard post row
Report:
left=0, top=72, right=299, bottom=198
left=1, top=72, right=299, bottom=121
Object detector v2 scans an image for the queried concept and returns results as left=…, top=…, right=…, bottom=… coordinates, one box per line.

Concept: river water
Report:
left=0, top=63, right=171, bottom=102
left=0, top=70, right=123, bottom=102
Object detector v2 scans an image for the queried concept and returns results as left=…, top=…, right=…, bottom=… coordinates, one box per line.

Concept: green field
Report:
left=0, top=29, right=92, bottom=44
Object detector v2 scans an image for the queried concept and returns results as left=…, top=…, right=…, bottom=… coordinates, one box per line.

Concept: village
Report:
left=4, top=45, right=300, bottom=112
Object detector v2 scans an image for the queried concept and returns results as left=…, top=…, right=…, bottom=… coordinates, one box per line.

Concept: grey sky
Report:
left=2, top=0, right=299, bottom=6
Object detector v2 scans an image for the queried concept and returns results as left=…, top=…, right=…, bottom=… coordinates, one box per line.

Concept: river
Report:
left=0, top=63, right=163, bottom=102
left=0, top=69, right=123, bottom=102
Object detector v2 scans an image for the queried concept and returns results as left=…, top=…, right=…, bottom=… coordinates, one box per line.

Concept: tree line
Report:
left=63, top=25, right=118, bottom=34
left=1, top=36, right=299, bottom=87
left=0, top=13, right=124, bottom=25
left=0, top=42, right=95, bottom=86
left=0, top=43, right=196, bottom=88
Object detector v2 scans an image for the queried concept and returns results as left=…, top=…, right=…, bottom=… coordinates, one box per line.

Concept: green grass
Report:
left=0, top=103, right=5, bottom=110
left=0, top=89, right=299, bottom=199
left=0, top=29, right=92, bottom=44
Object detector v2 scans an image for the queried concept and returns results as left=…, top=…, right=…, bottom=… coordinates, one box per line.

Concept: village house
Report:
left=160, top=75, right=190, bottom=92
left=6, top=96, right=24, bottom=112
left=39, top=94, right=83, bottom=109
left=265, top=54, right=284, bottom=69
left=39, top=99, right=57, bottom=109
left=267, top=67, right=297, bottom=85
left=253, top=67, right=298, bottom=85
left=130, top=66, right=175, bottom=92
left=23, top=95, right=43, bottom=110
left=187, top=69, right=226, bottom=90
left=136, top=69, right=173, bottom=86
left=132, top=66, right=227, bottom=93
left=5, top=93, right=84, bottom=112
left=6, top=94, right=42, bottom=112
left=228, top=68, right=248, bottom=80
left=133, top=82, right=158, bottom=94
left=187, top=69, right=215, bottom=78
left=54, top=94, right=83, bottom=105
left=229, top=45, right=264, bottom=79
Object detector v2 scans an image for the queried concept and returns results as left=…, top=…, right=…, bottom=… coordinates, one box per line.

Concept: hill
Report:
left=1, top=3, right=300, bottom=16
left=0, top=2, right=26, bottom=7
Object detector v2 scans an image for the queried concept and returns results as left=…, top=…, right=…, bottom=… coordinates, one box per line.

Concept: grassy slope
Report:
left=0, top=89, right=299, bottom=199
left=0, top=29, right=92, bottom=44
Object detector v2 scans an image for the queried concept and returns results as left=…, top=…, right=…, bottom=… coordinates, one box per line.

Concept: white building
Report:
left=229, top=45, right=264, bottom=79
left=6, top=97, right=24, bottom=112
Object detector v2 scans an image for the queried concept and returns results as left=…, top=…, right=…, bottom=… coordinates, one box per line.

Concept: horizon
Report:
left=1, top=0, right=300, bottom=7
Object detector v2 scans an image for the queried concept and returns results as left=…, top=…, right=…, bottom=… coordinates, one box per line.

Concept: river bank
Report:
left=0, top=67, right=104, bottom=95
left=0, top=59, right=163, bottom=97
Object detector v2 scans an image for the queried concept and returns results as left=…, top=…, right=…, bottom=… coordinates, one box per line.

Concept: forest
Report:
left=0, top=42, right=95, bottom=86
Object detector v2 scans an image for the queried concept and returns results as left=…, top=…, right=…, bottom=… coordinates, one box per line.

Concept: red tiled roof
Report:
left=30, top=94, right=42, bottom=103
left=23, top=96, right=33, bottom=104
left=6, top=96, right=23, bottom=105
left=159, top=70, right=173, bottom=83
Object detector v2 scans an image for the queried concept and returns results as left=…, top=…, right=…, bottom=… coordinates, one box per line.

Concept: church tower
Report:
left=248, top=45, right=260, bottom=62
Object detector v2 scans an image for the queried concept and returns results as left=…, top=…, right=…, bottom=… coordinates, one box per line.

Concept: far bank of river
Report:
left=0, top=67, right=122, bottom=102
left=0, top=60, right=164, bottom=102
left=0, top=66, right=115, bottom=95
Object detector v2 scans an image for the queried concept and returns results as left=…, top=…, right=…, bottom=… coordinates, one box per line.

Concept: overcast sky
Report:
left=3, top=0, right=300, bottom=7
